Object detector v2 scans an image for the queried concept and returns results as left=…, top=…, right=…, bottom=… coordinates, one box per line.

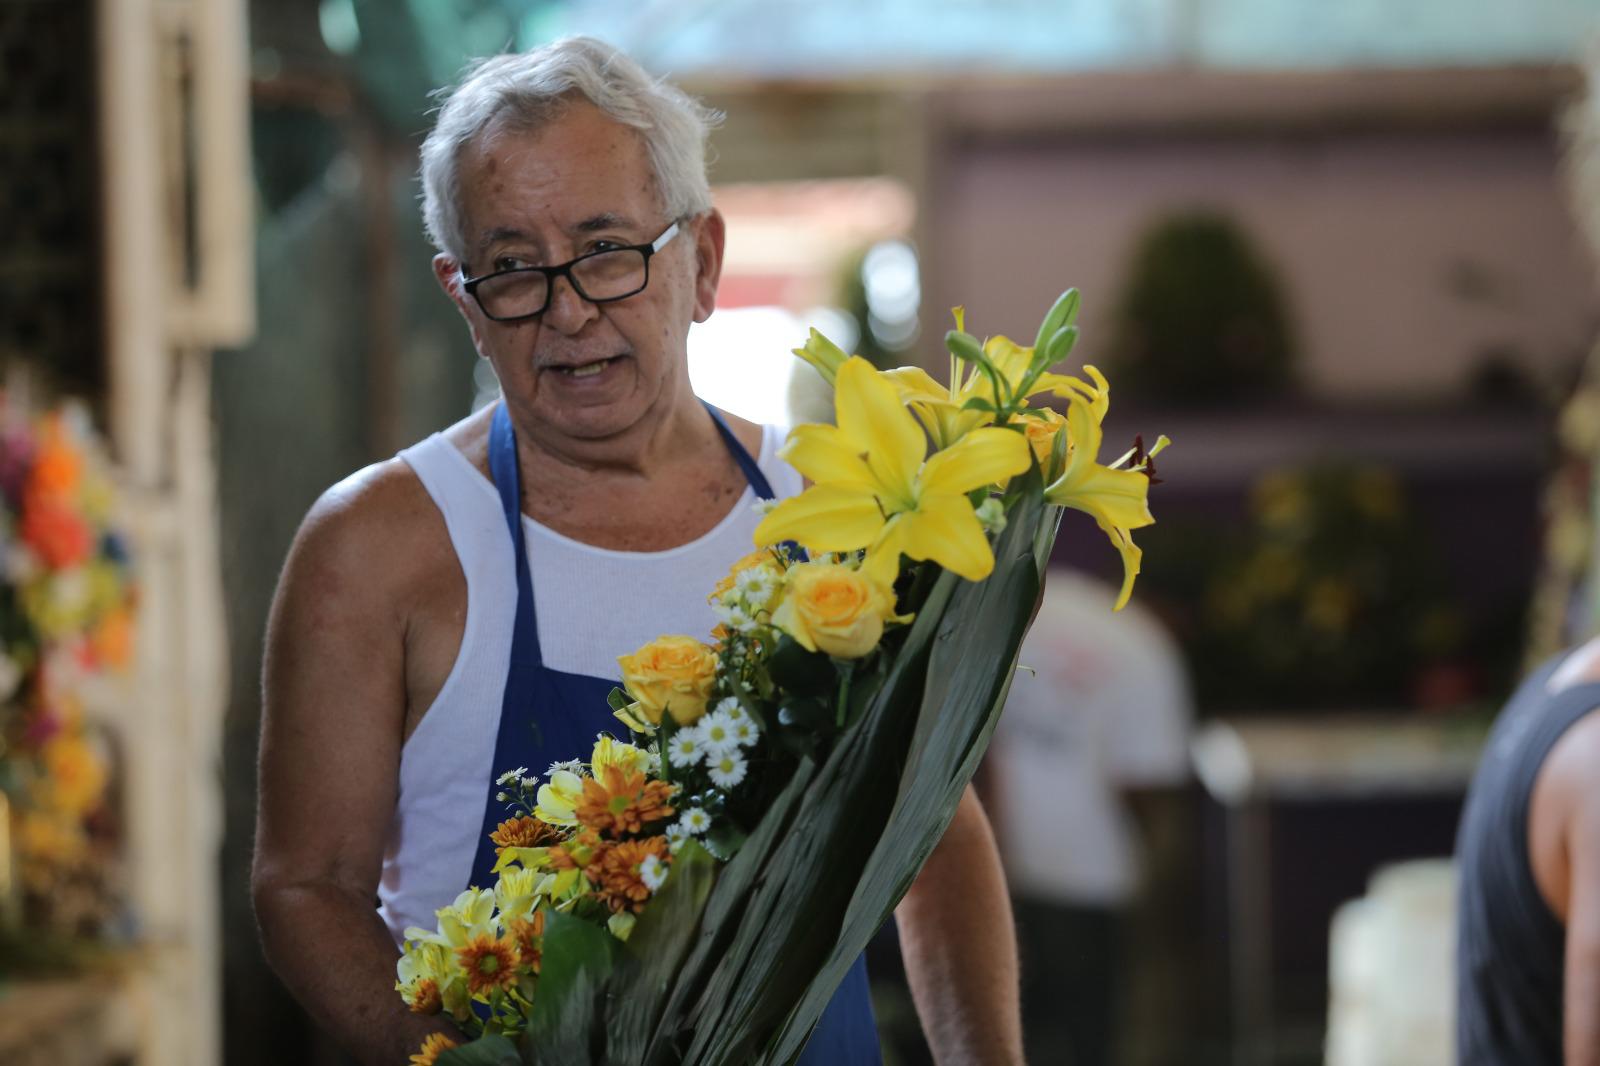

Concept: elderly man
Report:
left=252, top=36, right=1022, bottom=1066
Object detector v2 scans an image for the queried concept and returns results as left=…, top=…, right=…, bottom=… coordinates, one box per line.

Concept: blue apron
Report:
left=468, top=401, right=881, bottom=1065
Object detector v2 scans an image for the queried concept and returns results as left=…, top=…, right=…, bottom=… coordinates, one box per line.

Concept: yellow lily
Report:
left=753, top=356, right=1030, bottom=583
left=1041, top=368, right=1166, bottom=610
left=884, top=311, right=1084, bottom=449
left=790, top=328, right=850, bottom=387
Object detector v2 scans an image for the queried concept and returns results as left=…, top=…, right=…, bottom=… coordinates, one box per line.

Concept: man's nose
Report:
left=541, top=273, right=599, bottom=335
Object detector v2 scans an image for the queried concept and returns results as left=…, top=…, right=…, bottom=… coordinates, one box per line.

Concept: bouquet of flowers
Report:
left=399, top=291, right=1166, bottom=1066
left=0, top=401, right=135, bottom=949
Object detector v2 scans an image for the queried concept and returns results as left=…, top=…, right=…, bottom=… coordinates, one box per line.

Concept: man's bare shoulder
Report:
left=282, top=413, right=491, bottom=614
left=293, top=458, right=437, bottom=573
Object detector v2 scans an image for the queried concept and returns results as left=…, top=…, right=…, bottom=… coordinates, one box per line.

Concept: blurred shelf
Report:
left=1107, top=406, right=1545, bottom=492
left=1193, top=713, right=1490, bottom=804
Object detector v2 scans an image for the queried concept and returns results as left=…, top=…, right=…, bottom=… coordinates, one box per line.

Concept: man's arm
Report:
left=896, top=784, right=1024, bottom=1066
left=1565, top=766, right=1600, bottom=1066
left=252, top=473, right=459, bottom=1065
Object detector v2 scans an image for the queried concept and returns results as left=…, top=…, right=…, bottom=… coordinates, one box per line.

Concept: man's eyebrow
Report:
left=476, top=226, right=531, bottom=253
left=574, top=213, right=635, bottom=233
left=475, top=215, right=636, bottom=254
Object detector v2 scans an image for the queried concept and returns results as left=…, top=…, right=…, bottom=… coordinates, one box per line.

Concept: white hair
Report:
left=419, top=36, right=722, bottom=262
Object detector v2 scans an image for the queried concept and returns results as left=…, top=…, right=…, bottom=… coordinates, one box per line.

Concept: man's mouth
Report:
left=550, top=355, right=624, bottom=378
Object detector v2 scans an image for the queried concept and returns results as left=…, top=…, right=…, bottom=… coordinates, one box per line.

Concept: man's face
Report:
left=434, top=101, right=723, bottom=443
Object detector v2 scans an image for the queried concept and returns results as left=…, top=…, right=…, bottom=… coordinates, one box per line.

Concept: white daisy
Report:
left=707, top=750, right=748, bottom=789
left=730, top=718, right=759, bottom=748
left=547, top=759, right=584, bottom=778
left=496, top=767, right=529, bottom=787
left=640, top=854, right=668, bottom=892
left=713, top=697, right=745, bottom=721
left=699, top=712, right=738, bottom=755
left=665, top=823, right=689, bottom=854
left=734, top=567, right=774, bottom=602
left=679, top=807, right=712, bottom=836
left=666, top=727, right=705, bottom=768
left=714, top=601, right=754, bottom=633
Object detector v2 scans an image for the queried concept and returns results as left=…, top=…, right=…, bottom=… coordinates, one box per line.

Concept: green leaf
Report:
left=704, top=821, right=749, bottom=861
left=776, top=698, right=831, bottom=733
left=522, top=910, right=620, bottom=1065
left=683, top=573, right=966, bottom=1064
left=766, top=635, right=833, bottom=696
left=600, top=842, right=718, bottom=1065
left=605, top=687, right=633, bottom=713
left=436, top=1033, right=519, bottom=1066
left=959, top=396, right=997, bottom=413
left=637, top=759, right=818, bottom=1064
left=766, top=467, right=1053, bottom=1064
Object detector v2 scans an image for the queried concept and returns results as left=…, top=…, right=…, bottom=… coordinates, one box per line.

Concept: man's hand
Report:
left=896, top=784, right=1024, bottom=1065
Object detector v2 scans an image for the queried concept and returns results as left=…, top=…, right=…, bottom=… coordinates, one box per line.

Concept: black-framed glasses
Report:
left=461, top=220, right=682, bottom=322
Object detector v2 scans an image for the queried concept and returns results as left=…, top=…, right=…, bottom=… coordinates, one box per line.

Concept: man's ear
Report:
left=432, top=252, right=486, bottom=354
left=690, top=209, right=726, bottom=324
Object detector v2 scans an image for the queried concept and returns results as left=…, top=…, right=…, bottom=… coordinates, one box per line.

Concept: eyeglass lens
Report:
left=475, top=249, right=649, bottom=320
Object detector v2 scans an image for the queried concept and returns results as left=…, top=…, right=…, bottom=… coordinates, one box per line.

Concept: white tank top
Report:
left=375, top=423, right=801, bottom=944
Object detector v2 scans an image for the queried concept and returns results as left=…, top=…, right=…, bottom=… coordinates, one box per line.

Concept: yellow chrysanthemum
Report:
left=456, top=933, right=520, bottom=996
left=590, top=735, right=653, bottom=778
left=409, top=1032, right=458, bottom=1066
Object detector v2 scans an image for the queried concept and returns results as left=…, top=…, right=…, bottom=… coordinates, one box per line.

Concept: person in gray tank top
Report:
left=1456, top=636, right=1600, bottom=1064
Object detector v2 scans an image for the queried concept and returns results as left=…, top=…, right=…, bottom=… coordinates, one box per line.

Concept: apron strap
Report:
left=702, top=400, right=776, bottom=501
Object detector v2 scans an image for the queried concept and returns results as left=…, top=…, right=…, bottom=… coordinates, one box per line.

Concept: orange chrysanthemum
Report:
left=490, top=815, right=560, bottom=852
left=28, top=420, right=82, bottom=499
left=407, top=978, right=442, bottom=1015
left=20, top=492, right=92, bottom=570
left=455, top=933, right=519, bottom=996
left=410, top=1032, right=458, bottom=1066
left=585, top=836, right=671, bottom=914
left=548, top=828, right=599, bottom=872
left=508, top=909, right=547, bottom=972
left=573, top=765, right=675, bottom=838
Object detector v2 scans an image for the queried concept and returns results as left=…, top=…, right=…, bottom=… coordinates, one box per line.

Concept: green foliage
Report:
left=1107, top=211, right=1295, bottom=406
left=438, top=1033, right=519, bottom=1066
left=1142, top=461, right=1465, bottom=710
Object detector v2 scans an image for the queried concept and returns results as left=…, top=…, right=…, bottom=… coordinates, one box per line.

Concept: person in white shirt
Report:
left=990, top=570, right=1194, bottom=1066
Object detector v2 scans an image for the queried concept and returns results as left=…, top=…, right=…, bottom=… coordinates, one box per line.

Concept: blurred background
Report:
left=4, top=0, right=1600, bottom=1063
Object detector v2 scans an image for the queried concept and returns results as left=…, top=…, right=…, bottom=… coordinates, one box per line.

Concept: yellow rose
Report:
left=771, top=561, right=904, bottom=660
left=617, top=635, right=719, bottom=725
